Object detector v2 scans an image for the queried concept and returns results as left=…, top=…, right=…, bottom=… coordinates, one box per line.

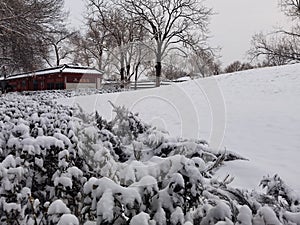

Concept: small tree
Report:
left=71, top=30, right=102, bottom=68
left=188, top=48, right=221, bottom=77
left=224, top=61, right=254, bottom=73
left=43, top=30, right=77, bottom=67
left=85, top=0, right=148, bottom=86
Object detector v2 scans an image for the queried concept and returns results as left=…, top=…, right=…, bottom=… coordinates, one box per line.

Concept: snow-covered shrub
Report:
left=0, top=91, right=299, bottom=225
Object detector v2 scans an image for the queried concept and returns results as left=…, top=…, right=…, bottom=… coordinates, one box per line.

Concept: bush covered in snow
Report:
left=20, top=87, right=123, bottom=99
left=0, top=92, right=299, bottom=225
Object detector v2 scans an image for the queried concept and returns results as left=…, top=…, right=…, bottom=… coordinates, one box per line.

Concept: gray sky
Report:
left=64, top=0, right=290, bottom=66
left=207, top=0, right=289, bottom=65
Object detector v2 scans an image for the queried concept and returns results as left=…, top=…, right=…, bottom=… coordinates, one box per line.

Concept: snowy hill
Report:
left=60, top=63, right=300, bottom=193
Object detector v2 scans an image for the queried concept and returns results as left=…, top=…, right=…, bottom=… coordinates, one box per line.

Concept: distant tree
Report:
left=83, top=20, right=109, bottom=70
left=188, top=48, right=221, bottom=77
left=161, top=54, right=188, bottom=80
left=224, top=61, right=254, bottom=73
left=71, top=30, right=101, bottom=68
left=121, top=0, right=212, bottom=87
left=84, top=0, right=148, bottom=86
left=224, top=61, right=242, bottom=73
left=210, top=61, right=223, bottom=75
left=249, top=32, right=300, bottom=66
left=125, top=40, right=153, bottom=89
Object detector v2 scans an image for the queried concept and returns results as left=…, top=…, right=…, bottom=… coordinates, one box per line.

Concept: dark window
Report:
left=56, top=83, right=64, bottom=90
left=47, top=83, right=54, bottom=90
left=22, top=80, right=26, bottom=87
left=33, top=80, right=38, bottom=90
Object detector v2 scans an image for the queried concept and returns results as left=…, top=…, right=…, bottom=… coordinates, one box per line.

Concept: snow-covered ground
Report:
left=59, top=63, right=300, bottom=193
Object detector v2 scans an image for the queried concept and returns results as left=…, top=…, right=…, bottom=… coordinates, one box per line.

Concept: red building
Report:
left=0, top=64, right=103, bottom=92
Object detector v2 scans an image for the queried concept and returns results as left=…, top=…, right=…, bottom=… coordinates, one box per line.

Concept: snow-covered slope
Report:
left=59, top=63, right=300, bottom=193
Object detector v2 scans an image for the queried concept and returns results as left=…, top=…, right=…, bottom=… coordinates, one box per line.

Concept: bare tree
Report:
left=43, top=30, right=77, bottom=67
left=71, top=33, right=94, bottom=67
left=122, top=41, right=154, bottom=89
left=71, top=23, right=108, bottom=70
left=162, top=54, right=188, bottom=80
left=121, top=0, right=212, bottom=86
left=249, top=0, right=300, bottom=66
left=249, top=32, right=300, bottom=66
left=85, top=0, right=147, bottom=86
left=0, top=0, right=67, bottom=74
left=188, top=48, right=221, bottom=77
left=85, top=20, right=109, bottom=71
left=280, top=0, right=300, bottom=18
left=0, top=0, right=65, bottom=35
left=224, top=61, right=254, bottom=73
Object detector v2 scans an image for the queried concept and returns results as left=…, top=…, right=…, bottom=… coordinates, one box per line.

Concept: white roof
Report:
left=0, top=65, right=103, bottom=81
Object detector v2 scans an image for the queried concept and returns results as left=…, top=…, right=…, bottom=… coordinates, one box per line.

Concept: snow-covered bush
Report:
left=0, top=91, right=299, bottom=225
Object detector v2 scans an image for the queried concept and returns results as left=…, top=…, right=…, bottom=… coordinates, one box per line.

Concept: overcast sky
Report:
left=64, top=0, right=290, bottom=66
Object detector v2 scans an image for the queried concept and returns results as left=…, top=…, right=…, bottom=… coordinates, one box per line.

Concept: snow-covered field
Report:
left=60, top=63, right=300, bottom=193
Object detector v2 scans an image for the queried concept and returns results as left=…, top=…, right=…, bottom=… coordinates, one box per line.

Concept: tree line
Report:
left=0, top=0, right=219, bottom=87
left=0, top=0, right=299, bottom=86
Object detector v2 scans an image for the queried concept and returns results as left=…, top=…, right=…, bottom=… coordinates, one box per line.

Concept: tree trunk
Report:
left=98, top=49, right=103, bottom=70
left=155, top=61, right=162, bottom=87
left=126, top=64, right=131, bottom=81
left=134, top=61, right=140, bottom=90
left=120, top=45, right=126, bottom=88
left=156, top=43, right=162, bottom=87
left=120, top=67, right=125, bottom=88
left=54, top=45, right=60, bottom=66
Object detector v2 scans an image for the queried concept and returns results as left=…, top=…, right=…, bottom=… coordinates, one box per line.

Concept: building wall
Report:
left=64, top=73, right=101, bottom=90
left=65, top=73, right=97, bottom=83
left=3, top=72, right=102, bottom=92
left=65, top=83, right=96, bottom=89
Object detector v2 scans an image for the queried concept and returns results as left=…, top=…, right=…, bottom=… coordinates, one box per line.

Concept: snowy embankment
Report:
left=59, top=63, right=300, bottom=193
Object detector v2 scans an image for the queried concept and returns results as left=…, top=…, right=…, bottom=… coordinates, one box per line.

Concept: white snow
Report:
left=67, top=166, right=83, bottom=179
left=96, top=189, right=114, bottom=222
left=57, top=214, right=79, bottom=225
left=48, top=199, right=71, bottom=215
left=54, top=176, right=73, bottom=188
left=59, top=63, right=300, bottom=193
left=2, top=155, right=16, bottom=168
left=236, top=205, right=252, bottom=225
left=283, top=211, right=300, bottom=224
left=253, top=206, right=281, bottom=225
left=201, top=201, right=232, bottom=223
left=3, top=202, right=21, bottom=213
left=170, top=207, right=184, bottom=225
left=130, top=212, right=151, bottom=225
